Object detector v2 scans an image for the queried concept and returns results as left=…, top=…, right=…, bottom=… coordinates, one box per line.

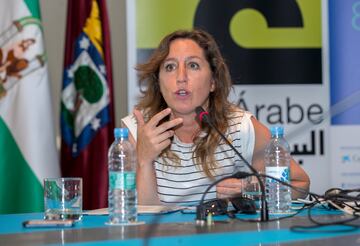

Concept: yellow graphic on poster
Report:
left=136, top=0, right=322, bottom=85
left=137, top=0, right=320, bottom=49
left=230, top=0, right=321, bottom=48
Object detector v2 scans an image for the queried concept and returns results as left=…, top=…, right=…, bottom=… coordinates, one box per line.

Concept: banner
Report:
left=61, top=0, right=115, bottom=210
left=329, top=0, right=360, bottom=189
left=0, top=0, right=60, bottom=213
left=128, top=0, right=329, bottom=193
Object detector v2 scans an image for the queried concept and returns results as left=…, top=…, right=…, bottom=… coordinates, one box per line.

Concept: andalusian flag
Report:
left=0, top=0, right=60, bottom=214
left=61, top=0, right=115, bottom=210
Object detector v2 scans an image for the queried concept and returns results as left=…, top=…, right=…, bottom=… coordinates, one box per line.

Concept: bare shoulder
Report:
left=121, top=114, right=137, bottom=145
left=250, top=116, right=271, bottom=142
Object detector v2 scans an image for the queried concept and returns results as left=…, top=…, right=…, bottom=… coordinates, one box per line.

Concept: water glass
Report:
left=44, top=177, right=82, bottom=221
left=242, top=176, right=262, bottom=211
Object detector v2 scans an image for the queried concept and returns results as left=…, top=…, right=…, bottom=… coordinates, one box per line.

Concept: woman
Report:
left=122, top=29, right=310, bottom=205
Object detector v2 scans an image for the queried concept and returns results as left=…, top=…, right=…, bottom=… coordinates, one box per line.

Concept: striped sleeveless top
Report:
left=121, top=109, right=255, bottom=205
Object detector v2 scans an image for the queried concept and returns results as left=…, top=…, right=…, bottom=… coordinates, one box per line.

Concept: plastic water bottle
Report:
left=265, top=126, right=292, bottom=214
left=108, top=128, right=137, bottom=225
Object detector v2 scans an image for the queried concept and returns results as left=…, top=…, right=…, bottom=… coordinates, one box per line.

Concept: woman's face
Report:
left=158, top=38, right=215, bottom=117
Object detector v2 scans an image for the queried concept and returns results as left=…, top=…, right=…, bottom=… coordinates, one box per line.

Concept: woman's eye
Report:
left=189, top=62, right=200, bottom=70
left=165, top=63, right=176, bottom=72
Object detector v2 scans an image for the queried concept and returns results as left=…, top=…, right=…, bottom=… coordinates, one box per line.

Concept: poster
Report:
left=128, top=0, right=330, bottom=193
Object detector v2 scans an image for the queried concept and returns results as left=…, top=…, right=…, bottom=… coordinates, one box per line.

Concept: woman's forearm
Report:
left=136, top=160, right=161, bottom=205
left=291, top=179, right=310, bottom=199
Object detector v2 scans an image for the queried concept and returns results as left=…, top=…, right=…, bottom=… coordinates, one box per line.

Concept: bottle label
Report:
left=109, top=171, right=136, bottom=190
left=265, top=167, right=290, bottom=183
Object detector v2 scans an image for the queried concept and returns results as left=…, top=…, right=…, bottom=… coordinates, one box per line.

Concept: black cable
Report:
left=264, top=179, right=360, bottom=232
left=196, top=171, right=252, bottom=222
left=230, top=202, right=308, bottom=223
left=195, top=106, right=269, bottom=221
left=197, top=171, right=360, bottom=231
left=259, top=173, right=360, bottom=229
left=290, top=199, right=360, bottom=232
left=196, top=171, right=311, bottom=223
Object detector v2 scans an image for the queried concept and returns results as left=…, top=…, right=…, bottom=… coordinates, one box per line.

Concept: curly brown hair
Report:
left=136, top=29, right=234, bottom=178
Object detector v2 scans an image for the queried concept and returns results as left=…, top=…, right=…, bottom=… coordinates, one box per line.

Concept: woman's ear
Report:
left=210, top=78, right=215, bottom=92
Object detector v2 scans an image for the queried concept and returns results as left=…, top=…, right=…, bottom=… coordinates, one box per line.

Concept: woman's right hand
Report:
left=216, top=178, right=244, bottom=199
left=133, top=108, right=183, bottom=167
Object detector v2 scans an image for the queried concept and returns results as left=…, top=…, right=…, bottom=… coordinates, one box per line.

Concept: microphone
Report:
left=195, top=106, right=269, bottom=221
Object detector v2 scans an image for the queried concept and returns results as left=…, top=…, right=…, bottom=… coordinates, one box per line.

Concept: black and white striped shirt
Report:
left=122, top=109, right=255, bottom=205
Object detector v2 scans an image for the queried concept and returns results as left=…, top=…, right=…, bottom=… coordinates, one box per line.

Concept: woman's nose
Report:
left=176, top=65, right=188, bottom=83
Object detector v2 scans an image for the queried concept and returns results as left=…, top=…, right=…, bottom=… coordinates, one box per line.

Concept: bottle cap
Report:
left=270, top=126, right=284, bottom=137
left=114, top=128, right=129, bottom=139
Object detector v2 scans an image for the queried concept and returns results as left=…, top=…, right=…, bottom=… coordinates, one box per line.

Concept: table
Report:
left=0, top=207, right=359, bottom=245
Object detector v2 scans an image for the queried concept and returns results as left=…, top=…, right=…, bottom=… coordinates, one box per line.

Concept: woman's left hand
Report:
left=216, top=178, right=244, bottom=199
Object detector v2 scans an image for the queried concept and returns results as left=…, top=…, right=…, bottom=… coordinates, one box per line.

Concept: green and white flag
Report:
left=0, top=0, right=60, bottom=214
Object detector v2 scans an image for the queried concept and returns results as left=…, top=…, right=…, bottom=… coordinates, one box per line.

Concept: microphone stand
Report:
left=196, top=107, right=269, bottom=222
